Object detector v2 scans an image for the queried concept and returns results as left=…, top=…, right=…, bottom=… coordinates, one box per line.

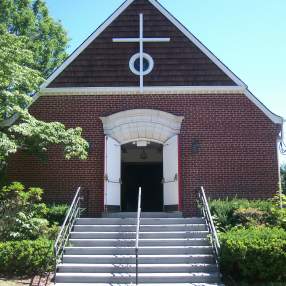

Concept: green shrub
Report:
left=220, top=227, right=286, bottom=283
left=233, top=207, right=270, bottom=227
left=45, top=203, right=69, bottom=225
left=270, top=207, right=286, bottom=230
left=265, top=193, right=286, bottom=230
left=0, top=239, right=54, bottom=276
left=43, top=224, right=60, bottom=240
left=209, top=198, right=273, bottom=231
left=0, top=182, right=49, bottom=241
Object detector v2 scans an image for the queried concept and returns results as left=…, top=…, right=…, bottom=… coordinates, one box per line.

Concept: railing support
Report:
left=199, top=186, right=220, bottom=266
left=135, top=187, right=142, bottom=285
left=54, top=187, right=83, bottom=278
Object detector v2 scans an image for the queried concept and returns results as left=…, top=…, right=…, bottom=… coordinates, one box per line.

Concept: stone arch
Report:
left=100, top=109, right=184, bottom=144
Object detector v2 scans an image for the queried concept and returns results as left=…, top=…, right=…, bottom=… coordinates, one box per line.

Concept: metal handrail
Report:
left=54, top=187, right=82, bottom=275
left=199, top=186, right=220, bottom=264
left=135, top=187, right=142, bottom=285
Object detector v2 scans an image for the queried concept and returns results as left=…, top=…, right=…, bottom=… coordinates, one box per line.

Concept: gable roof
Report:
left=41, top=0, right=246, bottom=89
left=0, top=0, right=283, bottom=127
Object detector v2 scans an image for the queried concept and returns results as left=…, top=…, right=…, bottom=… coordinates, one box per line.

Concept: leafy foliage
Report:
left=220, top=227, right=286, bottom=283
left=233, top=207, right=269, bottom=228
left=0, top=182, right=49, bottom=241
left=0, top=32, right=42, bottom=121
left=9, top=110, right=89, bottom=160
left=44, top=203, right=69, bottom=225
left=269, top=192, right=286, bottom=230
left=0, top=0, right=68, bottom=77
left=0, top=238, right=54, bottom=275
left=0, top=31, right=88, bottom=171
left=209, top=198, right=273, bottom=231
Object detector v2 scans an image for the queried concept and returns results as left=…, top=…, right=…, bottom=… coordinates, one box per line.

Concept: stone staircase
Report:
left=55, top=212, right=223, bottom=285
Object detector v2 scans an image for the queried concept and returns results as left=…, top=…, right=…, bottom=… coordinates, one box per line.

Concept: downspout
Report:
left=277, top=119, right=286, bottom=209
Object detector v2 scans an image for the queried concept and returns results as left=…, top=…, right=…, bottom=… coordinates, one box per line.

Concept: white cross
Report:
left=113, top=14, right=170, bottom=93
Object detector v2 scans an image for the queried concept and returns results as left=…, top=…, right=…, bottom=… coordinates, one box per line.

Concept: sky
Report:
left=45, top=0, right=286, bottom=164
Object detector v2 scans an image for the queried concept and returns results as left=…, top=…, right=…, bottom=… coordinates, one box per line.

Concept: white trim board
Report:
left=40, top=0, right=246, bottom=89
left=243, top=90, right=283, bottom=124
left=40, top=86, right=246, bottom=96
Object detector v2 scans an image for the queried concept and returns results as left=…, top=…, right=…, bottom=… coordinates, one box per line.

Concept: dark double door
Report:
left=121, top=163, right=163, bottom=212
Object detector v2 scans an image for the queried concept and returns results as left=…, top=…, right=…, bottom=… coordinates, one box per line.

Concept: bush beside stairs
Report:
left=55, top=212, right=224, bottom=285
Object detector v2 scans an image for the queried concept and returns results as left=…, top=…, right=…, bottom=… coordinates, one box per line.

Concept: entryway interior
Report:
left=121, top=141, right=163, bottom=212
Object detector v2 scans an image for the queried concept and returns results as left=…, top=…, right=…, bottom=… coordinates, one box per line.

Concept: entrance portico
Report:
left=101, top=109, right=184, bottom=212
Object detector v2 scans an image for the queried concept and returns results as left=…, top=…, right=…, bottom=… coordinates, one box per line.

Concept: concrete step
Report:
left=55, top=283, right=224, bottom=286
left=64, top=246, right=212, bottom=255
left=70, top=231, right=209, bottom=239
left=76, top=218, right=205, bottom=225
left=102, top=212, right=183, bottom=218
left=57, top=263, right=218, bottom=273
left=62, top=254, right=215, bottom=264
left=55, top=272, right=220, bottom=284
left=73, top=224, right=207, bottom=232
left=69, top=238, right=209, bottom=247
left=55, top=215, right=222, bottom=285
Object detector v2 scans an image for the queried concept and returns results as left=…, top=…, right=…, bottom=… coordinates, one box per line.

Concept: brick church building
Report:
left=7, top=0, right=283, bottom=216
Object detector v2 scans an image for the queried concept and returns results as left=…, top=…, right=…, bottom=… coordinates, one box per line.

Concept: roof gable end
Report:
left=42, top=0, right=246, bottom=89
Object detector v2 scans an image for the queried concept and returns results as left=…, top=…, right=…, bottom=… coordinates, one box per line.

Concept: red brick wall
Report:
left=7, top=94, right=280, bottom=217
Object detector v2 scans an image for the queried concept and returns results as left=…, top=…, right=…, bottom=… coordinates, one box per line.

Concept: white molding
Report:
left=113, top=13, right=169, bottom=93
left=139, top=13, right=144, bottom=92
left=100, top=109, right=184, bottom=144
left=129, top=52, right=154, bottom=76
left=244, top=89, right=283, bottom=124
left=148, top=0, right=247, bottom=88
left=40, top=86, right=246, bottom=96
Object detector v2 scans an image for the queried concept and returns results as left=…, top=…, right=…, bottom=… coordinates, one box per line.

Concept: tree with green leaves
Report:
left=0, top=0, right=68, bottom=77
left=0, top=2, right=88, bottom=174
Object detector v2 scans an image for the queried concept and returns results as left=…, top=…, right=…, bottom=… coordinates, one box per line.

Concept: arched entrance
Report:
left=121, top=141, right=163, bottom=212
left=100, top=109, right=184, bottom=212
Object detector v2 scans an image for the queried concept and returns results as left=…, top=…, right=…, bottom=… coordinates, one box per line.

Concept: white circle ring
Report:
left=129, top=53, right=154, bottom=76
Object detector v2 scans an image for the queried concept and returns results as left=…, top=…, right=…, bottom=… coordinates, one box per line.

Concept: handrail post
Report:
left=135, top=247, right=139, bottom=285
left=135, top=187, right=142, bottom=285
left=53, top=186, right=82, bottom=280
left=199, top=186, right=221, bottom=268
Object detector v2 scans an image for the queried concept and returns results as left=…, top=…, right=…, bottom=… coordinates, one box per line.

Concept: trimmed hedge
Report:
left=45, top=203, right=69, bottom=225
left=220, top=227, right=286, bottom=283
left=0, top=239, right=54, bottom=276
left=209, top=198, right=273, bottom=230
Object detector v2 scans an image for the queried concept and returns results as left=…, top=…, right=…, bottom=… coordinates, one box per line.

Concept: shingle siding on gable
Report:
left=49, top=0, right=236, bottom=88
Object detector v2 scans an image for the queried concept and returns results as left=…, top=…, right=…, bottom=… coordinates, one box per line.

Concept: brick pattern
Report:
left=49, top=0, right=236, bottom=88
left=7, top=94, right=280, bottom=217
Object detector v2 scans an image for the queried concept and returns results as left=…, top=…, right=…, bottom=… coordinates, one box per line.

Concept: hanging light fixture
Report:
left=140, top=148, right=148, bottom=160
